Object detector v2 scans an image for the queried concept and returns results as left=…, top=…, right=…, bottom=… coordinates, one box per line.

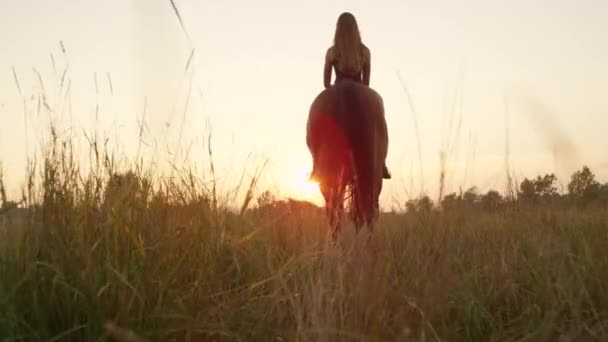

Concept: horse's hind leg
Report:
left=365, top=199, right=380, bottom=242
left=327, top=200, right=343, bottom=244
left=333, top=204, right=345, bottom=244
left=331, top=221, right=341, bottom=244
left=351, top=190, right=364, bottom=233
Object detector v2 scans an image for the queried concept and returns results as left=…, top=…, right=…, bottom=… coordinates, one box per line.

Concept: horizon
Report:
left=1, top=0, right=607, bottom=209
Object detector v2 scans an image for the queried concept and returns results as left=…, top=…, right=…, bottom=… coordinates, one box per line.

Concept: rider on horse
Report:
left=313, top=12, right=391, bottom=181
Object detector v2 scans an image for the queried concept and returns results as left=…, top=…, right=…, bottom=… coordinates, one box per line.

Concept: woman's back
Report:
left=319, top=12, right=390, bottom=180
left=324, top=12, right=371, bottom=89
left=325, top=44, right=370, bottom=84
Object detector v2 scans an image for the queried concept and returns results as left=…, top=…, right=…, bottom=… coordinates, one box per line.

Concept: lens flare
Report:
left=284, top=167, right=322, bottom=204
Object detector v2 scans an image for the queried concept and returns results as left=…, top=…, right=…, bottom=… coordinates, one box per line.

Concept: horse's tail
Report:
left=334, top=82, right=376, bottom=226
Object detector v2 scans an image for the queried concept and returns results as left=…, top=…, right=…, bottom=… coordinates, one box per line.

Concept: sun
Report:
left=284, top=167, right=322, bottom=203
left=297, top=176, right=320, bottom=198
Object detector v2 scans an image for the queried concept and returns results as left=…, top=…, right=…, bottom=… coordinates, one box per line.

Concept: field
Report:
left=1, top=133, right=608, bottom=342
left=1, top=5, right=607, bottom=339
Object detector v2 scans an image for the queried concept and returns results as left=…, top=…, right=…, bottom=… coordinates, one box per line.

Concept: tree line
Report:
left=1, top=165, right=606, bottom=216
left=407, top=165, right=608, bottom=213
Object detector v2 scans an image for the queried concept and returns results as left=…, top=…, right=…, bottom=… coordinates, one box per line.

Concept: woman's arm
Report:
left=362, top=47, right=371, bottom=86
left=324, top=48, right=333, bottom=89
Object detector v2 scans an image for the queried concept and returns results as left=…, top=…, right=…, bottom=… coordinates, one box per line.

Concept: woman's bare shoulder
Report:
left=361, top=44, right=371, bottom=57
left=325, top=46, right=334, bottom=60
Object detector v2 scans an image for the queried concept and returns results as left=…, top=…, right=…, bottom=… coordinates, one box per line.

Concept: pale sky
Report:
left=0, top=0, right=607, bottom=208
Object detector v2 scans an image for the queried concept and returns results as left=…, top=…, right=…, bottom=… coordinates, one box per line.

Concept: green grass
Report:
left=1, top=132, right=608, bottom=342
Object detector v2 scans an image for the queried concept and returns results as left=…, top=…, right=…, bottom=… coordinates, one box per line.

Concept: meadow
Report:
left=1, top=127, right=607, bottom=342
left=2, top=5, right=607, bottom=338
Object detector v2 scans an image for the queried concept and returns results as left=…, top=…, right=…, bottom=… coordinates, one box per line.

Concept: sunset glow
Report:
left=0, top=0, right=606, bottom=207
left=282, top=167, right=323, bottom=204
left=298, top=177, right=320, bottom=200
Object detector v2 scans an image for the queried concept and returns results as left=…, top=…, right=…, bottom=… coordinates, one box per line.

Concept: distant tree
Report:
left=274, top=198, right=321, bottom=215
left=405, top=199, right=415, bottom=213
left=441, top=192, right=461, bottom=211
left=481, top=190, right=503, bottom=211
left=519, top=173, right=559, bottom=203
left=533, top=174, right=558, bottom=197
left=519, top=178, right=536, bottom=201
left=256, top=190, right=276, bottom=209
left=0, top=170, right=6, bottom=206
left=417, top=196, right=434, bottom=212
left=599, top=183, right=608, bottom=202
left=406, top=195, right=433, bottom=214
left=462, top=187, right=479, bottom=206
left=568, top=166, right=600, bottom=201
left=0, top=200, right=19, bottom=215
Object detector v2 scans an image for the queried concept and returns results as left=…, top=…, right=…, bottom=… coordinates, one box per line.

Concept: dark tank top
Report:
left=334, top=66, right=363, bottom=84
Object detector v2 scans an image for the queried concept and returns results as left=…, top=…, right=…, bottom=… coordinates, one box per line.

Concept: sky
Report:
left=0, top=0, right=607, bottom=209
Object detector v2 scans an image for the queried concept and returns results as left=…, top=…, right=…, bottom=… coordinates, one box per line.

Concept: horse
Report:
left=306, top=80, right=388, bottom=241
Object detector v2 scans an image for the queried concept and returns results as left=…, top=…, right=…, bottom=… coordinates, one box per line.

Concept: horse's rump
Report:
left=307, top=81, right=388, bottom=227
left=307, top=82, right=386, bottom=171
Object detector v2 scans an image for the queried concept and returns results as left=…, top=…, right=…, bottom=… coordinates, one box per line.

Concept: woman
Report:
left=324, top=12, right=370, bottom=89
left=323, top=12, right=391, bottom=179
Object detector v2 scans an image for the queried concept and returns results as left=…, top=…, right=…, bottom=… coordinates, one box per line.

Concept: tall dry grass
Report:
left=1, top=128, right=608, bottom=341
left=1, top=7, right=607, bottom=339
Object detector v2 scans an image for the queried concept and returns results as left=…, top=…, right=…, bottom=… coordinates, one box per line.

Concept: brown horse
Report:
left=306, top=80, right=388, bottom=241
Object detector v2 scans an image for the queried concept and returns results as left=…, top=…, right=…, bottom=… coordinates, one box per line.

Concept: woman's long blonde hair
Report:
left=333, top=12, right=364, bottom=74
